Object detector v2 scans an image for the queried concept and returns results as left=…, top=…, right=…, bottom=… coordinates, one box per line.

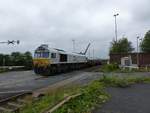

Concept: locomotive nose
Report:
left=33, top=58, right=50, bottom=68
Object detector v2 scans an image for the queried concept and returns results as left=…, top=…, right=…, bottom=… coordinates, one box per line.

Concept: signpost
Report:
left=0, top=40, right=20, bottom=45
left=0, top=40, right=20, bottom=69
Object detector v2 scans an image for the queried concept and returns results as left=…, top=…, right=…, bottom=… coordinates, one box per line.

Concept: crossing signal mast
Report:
left=0, top=40, right=20, bottom=68
left=0, top=40, right=20, bottom=45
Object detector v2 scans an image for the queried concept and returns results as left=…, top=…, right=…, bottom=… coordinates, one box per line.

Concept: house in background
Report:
left=110, top=53, right=150, bottom=67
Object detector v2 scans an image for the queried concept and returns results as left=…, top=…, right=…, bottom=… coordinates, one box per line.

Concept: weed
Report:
left=99, top=76, right=131, bottom=88
left=54, top=81, right=110, bottom=113
left=100, top=64, right=119, bottom=72
left=20, top=86, right=80, bottom=113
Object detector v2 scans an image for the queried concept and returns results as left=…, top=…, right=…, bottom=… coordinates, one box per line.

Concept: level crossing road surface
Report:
left=0, top=69, right=102, bottom=100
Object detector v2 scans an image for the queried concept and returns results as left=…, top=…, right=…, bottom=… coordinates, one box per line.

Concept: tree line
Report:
left=0, top=51, right=33, bottom=69
left=110, top=30, right=150, bottom=53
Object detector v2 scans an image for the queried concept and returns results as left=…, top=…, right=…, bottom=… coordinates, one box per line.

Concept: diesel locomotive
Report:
left=33, top=44, right=92, bottom=75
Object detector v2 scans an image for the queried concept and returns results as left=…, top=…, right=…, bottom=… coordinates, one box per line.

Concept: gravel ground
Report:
left=93, top=84, right=150, bottom=113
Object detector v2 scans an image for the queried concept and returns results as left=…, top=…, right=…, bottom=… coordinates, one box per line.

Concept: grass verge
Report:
left=20, top=76, right=150, bottom=113
left=99, top=64, right=150, bottom=73
left=53, top=76, right=150, bottom=113
left=20, top=86, right=80, bottom=113
left=100, top=75, right=150, bottom=88
left=53, top=81, right=109, bottom=113
left=0, top=69, right=8, bottom=73
left=20, top=82, right=109, bottom=113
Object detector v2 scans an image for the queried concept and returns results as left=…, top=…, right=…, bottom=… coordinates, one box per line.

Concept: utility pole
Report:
left=137, top=36, right=139, bottom=66
left=114, top=13, right=119, bottom=42
left=72, top=39, right=75, bottom=52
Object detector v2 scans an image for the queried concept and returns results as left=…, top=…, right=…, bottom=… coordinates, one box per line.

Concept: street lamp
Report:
left=136, top=36, right=142, bottom=66
left=114, top=13, right=119, bottom=42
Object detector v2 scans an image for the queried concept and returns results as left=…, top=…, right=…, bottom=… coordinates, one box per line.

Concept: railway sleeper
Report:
left=8, top=105, right=20, bottom=113
left=8, top=102, right=24, bottom=108
left=0, top=106, right=15, bottom=113
left=17, top=98, right=28, bottom=104
left=0, top=101, right=25, bottom=113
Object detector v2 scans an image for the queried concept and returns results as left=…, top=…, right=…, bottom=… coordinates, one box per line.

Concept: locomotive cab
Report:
left=33, top=45, right=51, bottom=74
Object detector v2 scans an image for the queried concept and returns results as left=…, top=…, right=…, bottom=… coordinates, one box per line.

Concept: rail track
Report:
left=0, top=91, right=32, bottom=113
left=0, top=66, right=102, bottom=113
left=0, top=72, right=89, bottom=113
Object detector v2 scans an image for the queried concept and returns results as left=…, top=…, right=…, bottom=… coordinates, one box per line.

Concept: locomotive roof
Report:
left=51, top=48, right=86, bottom=57
left=35, top=44, right=86, bottom=57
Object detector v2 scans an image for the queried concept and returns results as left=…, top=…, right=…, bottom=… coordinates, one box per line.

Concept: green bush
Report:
left=100, top=63, right=119, bottom=72
left=100, top=75, right=131, bottom=88
left=100, top=75, right=150, bottom=88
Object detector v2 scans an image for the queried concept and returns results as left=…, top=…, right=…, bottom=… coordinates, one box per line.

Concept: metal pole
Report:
left=137, top=36, right=139, bottom=66
left=88, top=48, right=91, bottom=59
left=115, top=16, right=117, bottom=42
left=114, top=13, right=119, bottom=42
left=72, top=39, right=75, bottom=52
left=93, top=48, right=94, bottom=59
left=3, top=56, right=5, bottom=70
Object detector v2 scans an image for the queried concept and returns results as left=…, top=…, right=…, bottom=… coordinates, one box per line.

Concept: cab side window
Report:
left=60, top=54, right=67, bottom=62
left=51, top=53, right=56, bottom=58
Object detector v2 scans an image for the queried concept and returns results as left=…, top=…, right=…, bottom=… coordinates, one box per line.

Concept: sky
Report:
left=0, top=0, right=150, bottom=58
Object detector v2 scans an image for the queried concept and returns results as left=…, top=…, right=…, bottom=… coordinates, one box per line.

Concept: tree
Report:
left=10, top=51, right=33, bottom=68
left=0, top=54, right=4, bottom=66
left=3, top=55, right=11, bottom=66
left=0, top=51, right=33, bottom=69
left=110, top=37, right=134, bottom=53
left=140, top=30, right=150, bottom=53
left=23, top=51, right=33, bottom=69
left=11, top=52, right=24, bottom=66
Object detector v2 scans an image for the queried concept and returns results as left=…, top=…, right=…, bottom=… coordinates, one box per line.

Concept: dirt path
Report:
left=93, top=84, right=150, bottom=113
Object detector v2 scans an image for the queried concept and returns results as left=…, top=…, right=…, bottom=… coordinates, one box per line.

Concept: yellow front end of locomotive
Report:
left=33, top=58, right=50, bottom=68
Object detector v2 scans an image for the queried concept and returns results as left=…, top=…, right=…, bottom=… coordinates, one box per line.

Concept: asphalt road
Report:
left=93, top=84, right=150, bottom=113
left=0, top=69, right=102, bottom=100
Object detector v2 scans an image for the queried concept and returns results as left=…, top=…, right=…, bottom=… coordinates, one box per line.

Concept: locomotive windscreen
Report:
left=34, top=52, right=49, bottom=58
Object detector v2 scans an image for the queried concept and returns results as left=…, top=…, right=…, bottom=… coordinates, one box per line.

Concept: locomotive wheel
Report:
left=34, top=67, right=40, bottom=75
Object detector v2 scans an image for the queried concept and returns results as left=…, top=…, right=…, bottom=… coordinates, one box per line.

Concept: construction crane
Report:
left=0, top=40, right=20, bottom=45
left=79, top=43, right=91, bottom=55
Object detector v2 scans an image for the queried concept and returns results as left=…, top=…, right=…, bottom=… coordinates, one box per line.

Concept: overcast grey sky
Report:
left=0, top=0, right=150, bottom=58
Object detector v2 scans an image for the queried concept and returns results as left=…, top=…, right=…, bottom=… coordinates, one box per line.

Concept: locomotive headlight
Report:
left=33, top=58, right=50, bottom=68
